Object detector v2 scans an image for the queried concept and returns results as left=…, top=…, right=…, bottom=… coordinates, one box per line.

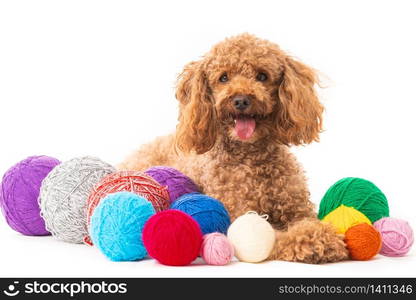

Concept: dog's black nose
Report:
left=233, top=95, right=251, bottom=111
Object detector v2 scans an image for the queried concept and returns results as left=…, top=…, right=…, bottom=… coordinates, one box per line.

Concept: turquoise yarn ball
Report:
left=90, top=191, right=155, bottom=261
left=171, top=193, right=231, bottom=235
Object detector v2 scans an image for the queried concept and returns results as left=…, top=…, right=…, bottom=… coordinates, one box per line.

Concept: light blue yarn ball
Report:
left=90, top=191, right=155, bottom=261
left=171, top=193, right=231, bottom=235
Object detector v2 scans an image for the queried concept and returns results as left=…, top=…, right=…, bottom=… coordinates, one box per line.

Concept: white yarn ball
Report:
left=227, top=211, right=275, bottom=263
left=39, top=156, right=115, bottom=243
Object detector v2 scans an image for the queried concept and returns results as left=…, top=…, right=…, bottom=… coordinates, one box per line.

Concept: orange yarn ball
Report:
left=344, top=223, right=382, bottom=260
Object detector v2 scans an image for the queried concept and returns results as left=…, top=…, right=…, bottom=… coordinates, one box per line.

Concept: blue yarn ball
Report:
left=171, top=193, right=231, bottom=235
left=90, top=191, right=155, bottom=261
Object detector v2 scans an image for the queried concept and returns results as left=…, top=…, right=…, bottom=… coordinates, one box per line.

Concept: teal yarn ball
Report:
left=318, top=177, right=389, bottom=223
left=90, top=191, right=155, bottom=261
left=171, top=193, right=231, bottom=235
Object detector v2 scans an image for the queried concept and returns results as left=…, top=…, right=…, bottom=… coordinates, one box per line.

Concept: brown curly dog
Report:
left=119, top=33, right=349, bottom=264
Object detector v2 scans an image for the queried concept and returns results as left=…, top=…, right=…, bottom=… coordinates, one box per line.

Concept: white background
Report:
left=0, top=0, right=415, bottom=277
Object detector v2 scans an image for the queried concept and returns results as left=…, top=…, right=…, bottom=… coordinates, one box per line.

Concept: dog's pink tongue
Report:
left=235, top=117, right=256, bottom=140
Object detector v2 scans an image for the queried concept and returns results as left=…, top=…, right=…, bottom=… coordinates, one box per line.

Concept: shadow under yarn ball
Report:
left=144, top=166, right=200, bottom=203
left=90, top=192, right=155, bottom=261
left=0, top=155, right=60, bottom=236
left=39, top=156, right=115, bottom=244
left=171, top=193, right=231, bottom=235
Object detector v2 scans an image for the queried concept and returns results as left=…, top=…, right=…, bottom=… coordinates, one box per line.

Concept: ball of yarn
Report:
left=227, top=211, right=275, bottom=263
left=200, top=232, right=234, bottom=266
left=344, top=223, right=382, bottom=260
left=171, top=193, right=231, bottom=235
left=0, top=156, right=60, bottom=236
left=90, top=192, right=155, bottom=261
left=143, top=209, right=202, bottom=266
left=39, top=156, right=115, bottom=243
left=318, top=177, right=389, bottom=223
left=322, top=205, right=371, bottom=234
left=373, top=217, right=414, bottom=257
left=85, top=170, right=169, bottom=244
left=144, top=166, right=200, bottom=203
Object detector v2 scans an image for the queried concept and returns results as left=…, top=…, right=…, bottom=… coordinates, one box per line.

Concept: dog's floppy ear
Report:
left=275, top=57, right=323, bottom=145
left=175, top=61, right=217, bottom=154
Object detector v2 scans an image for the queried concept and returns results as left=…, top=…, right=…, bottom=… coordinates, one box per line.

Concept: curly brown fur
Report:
left=271, top=219, right=348, bottom=263
left=119, top=33, right=348, bottom=264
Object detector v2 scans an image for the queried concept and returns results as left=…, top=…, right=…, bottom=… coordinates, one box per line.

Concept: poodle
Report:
left=119, top=33, right=349, bottom=263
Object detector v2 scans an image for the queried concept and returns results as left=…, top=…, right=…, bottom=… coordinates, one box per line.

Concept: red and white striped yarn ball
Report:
left=84, top=170, right=170, bottom=244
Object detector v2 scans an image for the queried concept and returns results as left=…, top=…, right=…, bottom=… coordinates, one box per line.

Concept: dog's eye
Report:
left=219, top=73, right=228, bottom=83
left=256, top=72, right=268, bottom=82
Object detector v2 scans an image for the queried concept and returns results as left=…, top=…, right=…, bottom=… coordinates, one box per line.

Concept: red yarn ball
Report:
left=84, top=171, right=170, bottom=245
left=143, top=210, right=202, bottom=266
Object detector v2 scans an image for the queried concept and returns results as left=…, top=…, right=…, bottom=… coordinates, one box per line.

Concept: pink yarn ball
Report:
left=373, top=217, right=414, bottom=257
left=200, top=232, right=234, bottom=266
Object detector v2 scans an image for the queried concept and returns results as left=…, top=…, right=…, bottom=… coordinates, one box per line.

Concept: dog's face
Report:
left=175, top=34, right=323, bottom=154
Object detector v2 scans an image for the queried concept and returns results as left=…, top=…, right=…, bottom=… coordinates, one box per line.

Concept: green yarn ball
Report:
left=318, top=177, right=389, bottom=223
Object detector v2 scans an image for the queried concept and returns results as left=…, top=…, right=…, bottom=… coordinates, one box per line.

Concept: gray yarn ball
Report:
left=39, top=156, right=115, bottom=243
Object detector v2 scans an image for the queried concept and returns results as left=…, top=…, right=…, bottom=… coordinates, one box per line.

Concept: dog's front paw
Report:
left=269, top=219, right=349, bottom=264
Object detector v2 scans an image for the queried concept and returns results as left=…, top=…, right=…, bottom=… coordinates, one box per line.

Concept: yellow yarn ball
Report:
left=227, top=211, right=275, bottom=263
left=322, top=205, right=371, bottom=234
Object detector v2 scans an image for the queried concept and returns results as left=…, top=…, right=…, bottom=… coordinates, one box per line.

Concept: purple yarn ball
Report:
left=144, top=166, right=200, bottom=203
left=0, top=155, right=60, bottom=235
